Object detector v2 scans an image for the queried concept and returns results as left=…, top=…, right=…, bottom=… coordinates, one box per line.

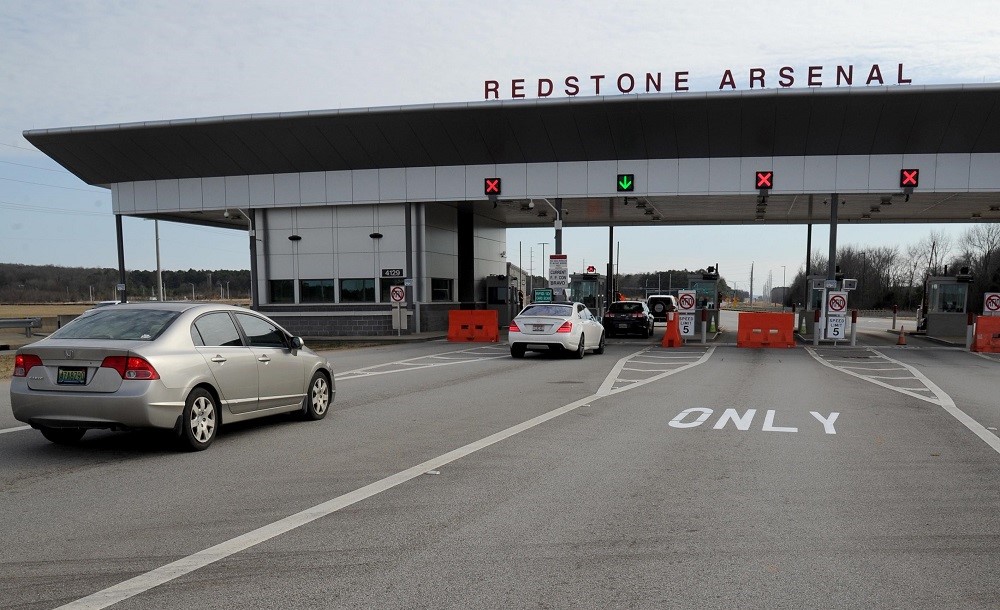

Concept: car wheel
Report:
left=595, top=332, right=606, bottom=354
left=302, top=371, right=331, bottom=421
left=180, top=387, right=218, bottom=451
left=573, top=334, right=586, bottom=359
left=510, top=344, right=526, bottom=358
left=39, top=427, right=86, bottom=445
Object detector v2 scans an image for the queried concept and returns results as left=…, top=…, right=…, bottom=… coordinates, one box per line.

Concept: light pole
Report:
left=538, top=242, right=548, bottom=283
left=781, top=265, right=786, bottom=310
left=189, top=283, right=195, bottom=301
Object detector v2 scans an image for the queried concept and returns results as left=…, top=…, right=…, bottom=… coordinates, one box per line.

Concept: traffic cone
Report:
left=897, top=325, right=906, bottom=346
left=709, top=317, right=717, bottom=333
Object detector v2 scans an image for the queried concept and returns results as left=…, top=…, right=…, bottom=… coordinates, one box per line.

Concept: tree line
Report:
left=783, top=226, right=1000, bottom=311
left=0, top=264, right=251, bottom=303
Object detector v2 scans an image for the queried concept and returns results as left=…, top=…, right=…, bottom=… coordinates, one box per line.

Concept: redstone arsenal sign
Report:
left=484, top=62, right=911, bottom=99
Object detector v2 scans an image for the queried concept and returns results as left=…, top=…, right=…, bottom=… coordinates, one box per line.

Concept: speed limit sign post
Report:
left=825, top=290, right=848, bottom=341
left=677, top=290, right=696, bottom=338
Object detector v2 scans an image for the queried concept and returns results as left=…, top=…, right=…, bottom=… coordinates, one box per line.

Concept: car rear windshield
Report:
left=520, top=304, right=573, bottom=317
left=50, top=309, right=180, bottom=341
left=608, top=302, right=644, bottom=313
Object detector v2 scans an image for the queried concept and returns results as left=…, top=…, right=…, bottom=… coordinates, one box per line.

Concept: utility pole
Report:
left=749, top=262, right=755, bottom=306
left=155, top=220, right=164, bottom=302
left=538, top=242, right=547, bottom=282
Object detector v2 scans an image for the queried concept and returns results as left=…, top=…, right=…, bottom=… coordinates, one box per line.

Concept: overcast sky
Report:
left=2, top=0, right=999, bottom=294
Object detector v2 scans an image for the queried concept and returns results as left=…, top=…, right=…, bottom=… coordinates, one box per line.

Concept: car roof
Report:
left=104, top=301, right=248, bottom=314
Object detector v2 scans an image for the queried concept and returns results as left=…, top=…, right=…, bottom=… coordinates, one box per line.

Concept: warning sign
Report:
left=985, top=292, right=1000, bottom=316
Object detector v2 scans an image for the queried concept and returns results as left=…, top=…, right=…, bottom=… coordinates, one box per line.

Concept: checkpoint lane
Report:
left=0, top=341, right=646, bottom=610
left=50, top=345, right=1000, bottom=610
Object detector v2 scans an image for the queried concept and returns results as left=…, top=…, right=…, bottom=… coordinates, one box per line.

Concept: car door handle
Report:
left=211, top=355, right=227, bottom=363
left=257, top=355, right=271, bottom=363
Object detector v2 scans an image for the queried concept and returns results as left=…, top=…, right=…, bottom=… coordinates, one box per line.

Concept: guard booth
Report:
left=923, top=271, right=971, bottom=337
left=688, top=267, right=720, bottom=332
left=803, top=275, right=829, bottom=336
left=483, top=274, right=521, bottom=328
left=569, top=272, right=606, bottom=318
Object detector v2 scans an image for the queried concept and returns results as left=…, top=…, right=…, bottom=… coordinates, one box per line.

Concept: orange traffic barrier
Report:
left=897, top=325, right=907, bottom=346
left=736, top=312, right=795, bottom=348
left=447, top=309, right=499, bottom=343
left=970, top=316, right=1000, bottom=353
left=661, top=312, right=683, bottom=348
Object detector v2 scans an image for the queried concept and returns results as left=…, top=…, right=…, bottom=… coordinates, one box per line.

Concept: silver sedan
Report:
left=10, top=303, right=335, bottom=450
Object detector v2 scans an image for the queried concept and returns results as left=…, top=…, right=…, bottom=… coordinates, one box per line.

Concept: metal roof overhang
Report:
left=23, top=84, right=1000, bottom=228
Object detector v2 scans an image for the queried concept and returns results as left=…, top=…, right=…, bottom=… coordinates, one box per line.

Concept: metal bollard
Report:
left=967, top=312, right=975, bottom=350
left=813, top=309, right=821, bottom=346
left=850, top=309, right=858, bottom=346
left=892, top=304, right=898, bottom=330
left=701, top=308, right=707, bottom=344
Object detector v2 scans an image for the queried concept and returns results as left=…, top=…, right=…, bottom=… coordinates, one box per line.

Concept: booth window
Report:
left=380, top=278, right=405, bottom=302
left=928, top=282, right=967, bottom=313
left=300, top=279, right=336, bottom=303
left=340, top=278, right=375, bottom=302
left=269, top=280, right=294, bottom=304
left=431, top=278, right=453, bottom=302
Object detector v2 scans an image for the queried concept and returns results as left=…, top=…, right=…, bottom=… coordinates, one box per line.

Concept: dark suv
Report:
left=603, top=301, right=655, bottom=338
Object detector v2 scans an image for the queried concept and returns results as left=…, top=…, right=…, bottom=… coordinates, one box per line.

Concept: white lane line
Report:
left=334, top=355, right=507, bottom=380
left=835, top=366, right=908, bottom=371
left=597, top=347, right=715, bottom=396
left=869, top=348, right=1000, bottom=455
left=807, top=347, right=1000, bottom=455
left=867, top=376, right=917, bottom=380
left=806, top=347, right=938, bottom=405
left=61, top=345, right=691, bottom=610
left=0, top=425, right=31, bottom=435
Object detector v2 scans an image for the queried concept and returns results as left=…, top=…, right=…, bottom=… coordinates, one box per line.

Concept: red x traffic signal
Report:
left=484, top=178, right=501, bottom=195
left=900, top=169, right=919, bottom=188
left=755, top=171, right=773, bottom=189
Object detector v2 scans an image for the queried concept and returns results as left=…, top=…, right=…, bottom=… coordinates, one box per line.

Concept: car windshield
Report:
left=520, top=304, right=573, bottom=317
left=609, top=302, right=644, bottom=313
left=50, top=308, right=180, bottom=341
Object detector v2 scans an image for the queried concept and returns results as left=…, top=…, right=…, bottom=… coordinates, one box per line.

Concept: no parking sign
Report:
left=985, top=293, right=1000, bottom=316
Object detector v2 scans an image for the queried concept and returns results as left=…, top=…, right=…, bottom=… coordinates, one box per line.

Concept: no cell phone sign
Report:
left=390, top=285, right=406, bottom=303
left=985, top=293, right=1000, bottom=315
left=827, top=292, right=847, bottom=313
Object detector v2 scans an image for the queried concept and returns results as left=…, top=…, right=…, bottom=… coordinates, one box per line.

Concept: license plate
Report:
left=618, top=323, right=628, bottom=328
left=57, top=367, right=87, bottom=385
left=532, top=324, right=545, bottom=332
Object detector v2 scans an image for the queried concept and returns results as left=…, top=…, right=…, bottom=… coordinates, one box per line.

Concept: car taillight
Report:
left=509, top=321, right=520, bottom=332
left=101, top=356, right=160, bottom=380
left=13, top=354, right=43, bottom=377
left=633, top=313, right=645, bottom=318
left=557, top=321, right=573, bottom=333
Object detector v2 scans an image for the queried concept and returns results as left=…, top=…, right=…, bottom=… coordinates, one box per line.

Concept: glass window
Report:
left=270, top=280, right=294, bottom=304
left=431, top=278, right=453, bottom=302
left=520, top=304, right=573, bottom=317
left=340, top=278, right=375, bottom=303
left=300, top=279, right=335, bottom=303
left=51, top=309, right=179, bottom=341
left=929, top=283, right=968, bottom=313
left=235, top=313, right=287, bottom=348
left=380, top=277, right=405, bottom=303
left=192, top=312, right=244, bottom=347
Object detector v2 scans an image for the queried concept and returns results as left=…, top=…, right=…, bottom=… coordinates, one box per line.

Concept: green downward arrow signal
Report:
left=617, top=174, right=634, bottom=191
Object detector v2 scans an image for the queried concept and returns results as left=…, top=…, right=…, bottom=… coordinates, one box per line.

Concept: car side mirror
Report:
left=290, top=336, right=304, bottom=350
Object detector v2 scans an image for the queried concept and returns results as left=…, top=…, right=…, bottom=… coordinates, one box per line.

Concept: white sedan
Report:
left=508, top=302, right=606, bottom=358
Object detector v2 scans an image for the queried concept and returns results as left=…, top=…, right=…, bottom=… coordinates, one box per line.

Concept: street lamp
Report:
left=538, top=242, right=548, bottom=282
left=781, top=265, right=786, bottom=311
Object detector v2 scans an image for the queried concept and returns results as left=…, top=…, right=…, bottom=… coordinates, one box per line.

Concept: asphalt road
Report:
left=3, top=327, right=1000, bottom=609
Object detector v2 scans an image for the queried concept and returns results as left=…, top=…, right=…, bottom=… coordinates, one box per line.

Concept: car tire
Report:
left=510, top=344, right=526, bottom=358
left=39, top=427, right=86, bottom=445
left=573, top=334, right=586, bottom=359
left=595, top=332, right=606, bottom=354
left=180, top=387, right=218, bottom=451
left=302, top=371, right=331, bottom=421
